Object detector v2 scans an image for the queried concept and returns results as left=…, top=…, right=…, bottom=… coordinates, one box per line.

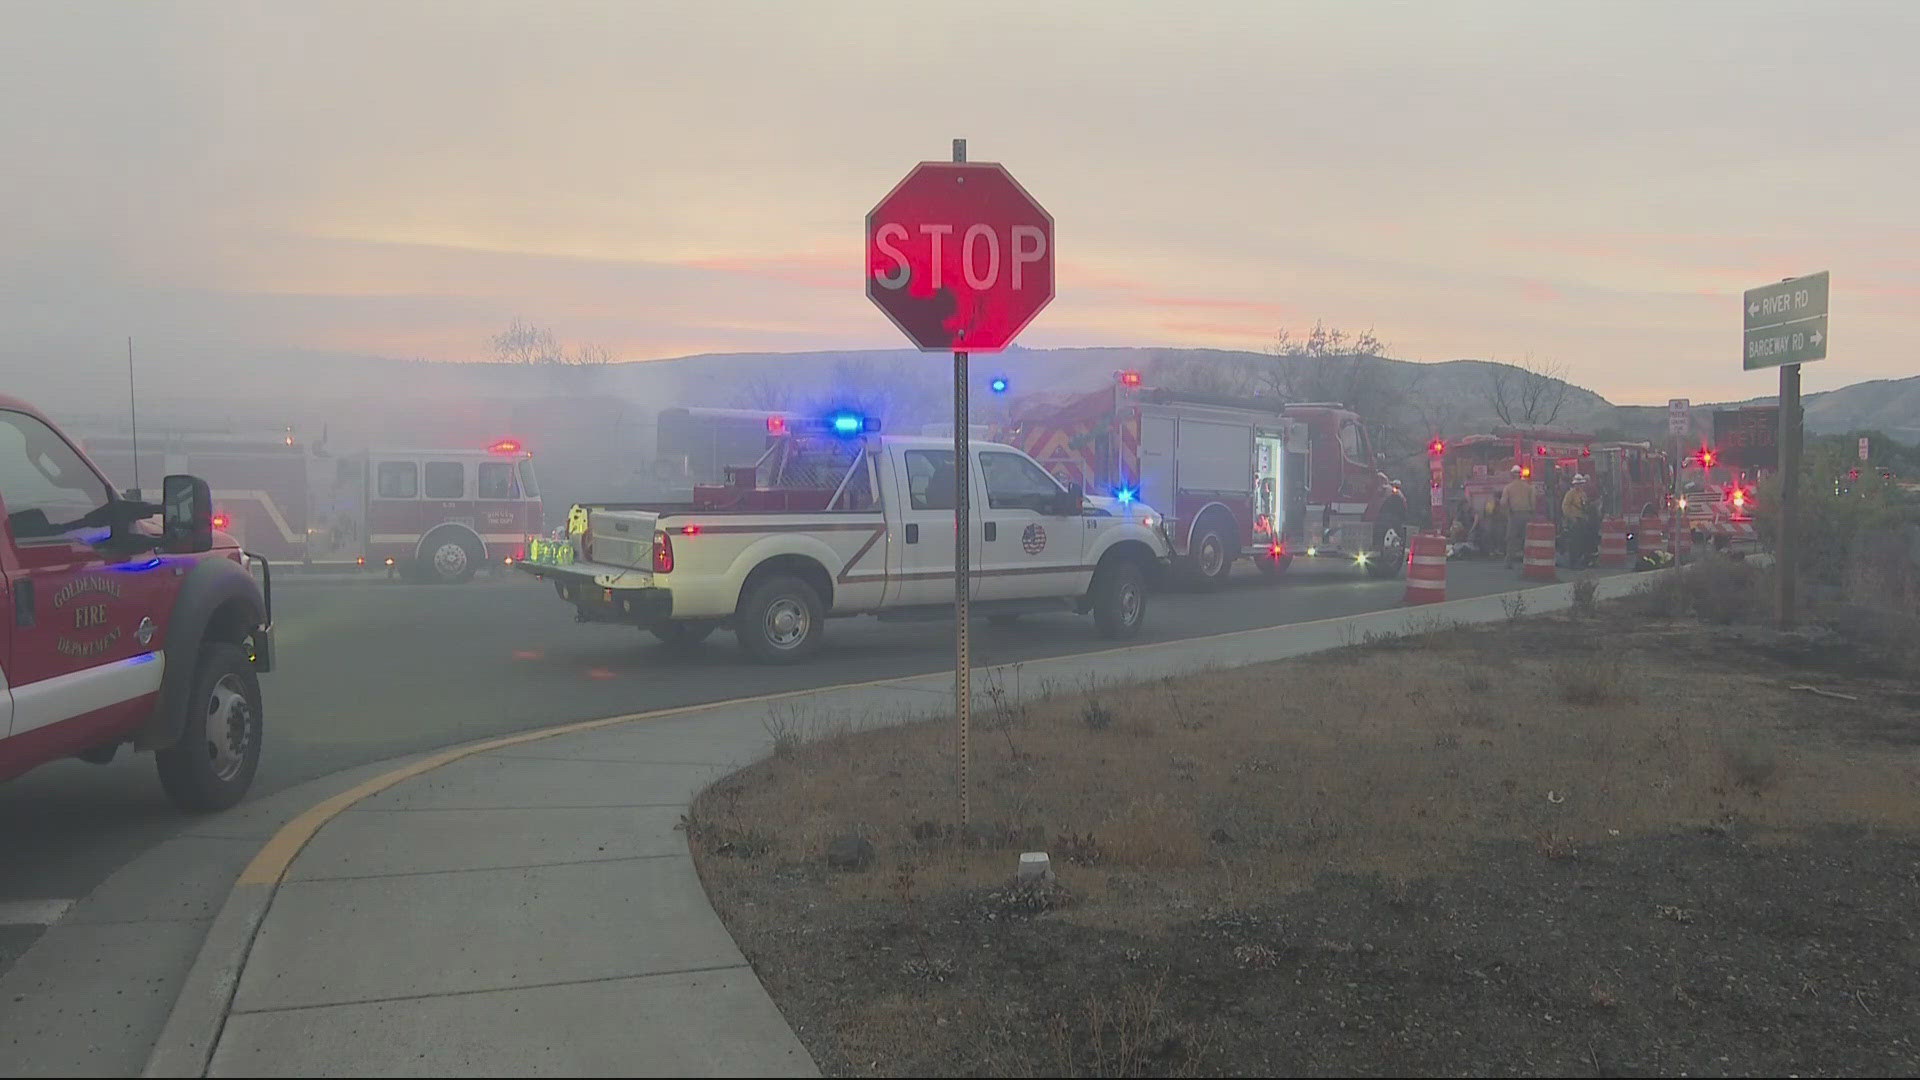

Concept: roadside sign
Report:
left=1713, top=407, right=1779, bottom=470
left=1743, top=271, right=1829, bottom=370
left=1860, top=437, right=1870, bottom=461
left=1668, top=398, right=1690, bottom=437
left=866, top=161, right=1054, bottom=352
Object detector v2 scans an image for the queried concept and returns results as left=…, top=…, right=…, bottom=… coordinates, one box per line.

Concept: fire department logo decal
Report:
left=1021, top=523, right=1047, bottom=555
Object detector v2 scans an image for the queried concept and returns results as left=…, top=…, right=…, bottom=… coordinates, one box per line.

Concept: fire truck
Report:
left=653, top=407, right=798, bottom=485
left=1664, top=408, right=1779, bottom=550
left=1435, top=428, right=1671, bottom=536
left=82, top=432, right=544, bottom=583
left=1004, top=373, right=1407, bottom=583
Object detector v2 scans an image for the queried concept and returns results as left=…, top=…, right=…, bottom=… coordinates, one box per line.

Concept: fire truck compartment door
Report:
left=1174, top=419, right=1251, bottom=494
left=1139, top=415, right=1175, bottom=510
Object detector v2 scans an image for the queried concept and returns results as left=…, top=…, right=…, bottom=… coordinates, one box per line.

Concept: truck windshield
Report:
left=517, top=459, right=540, bottom=497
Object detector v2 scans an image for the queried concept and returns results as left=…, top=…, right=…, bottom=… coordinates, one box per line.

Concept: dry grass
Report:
left=690, top=609, right=1920, bottom=925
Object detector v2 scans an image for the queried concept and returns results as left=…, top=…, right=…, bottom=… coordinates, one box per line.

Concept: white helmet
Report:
left=1572, top=474, right=1589, bottom=485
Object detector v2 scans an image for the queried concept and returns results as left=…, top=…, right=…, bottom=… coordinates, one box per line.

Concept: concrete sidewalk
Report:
left=149, top=568, right=1654, bottom=1078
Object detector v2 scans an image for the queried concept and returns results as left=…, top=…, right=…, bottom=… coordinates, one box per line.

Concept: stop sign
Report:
left=865, top=162, right=1054, bottom=352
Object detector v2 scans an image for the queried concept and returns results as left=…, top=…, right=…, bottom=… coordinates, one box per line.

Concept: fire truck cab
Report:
left=1008, top=377, right=1405, bottom=584
left=324, top=441, right=545, bottom=583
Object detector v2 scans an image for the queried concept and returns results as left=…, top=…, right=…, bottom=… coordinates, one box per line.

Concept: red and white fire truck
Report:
left=1004, top=373, right=1408, bottom=582
left=82, top=433, right=544, bottom=583
left=1435, top=428, right=1671, bottom=535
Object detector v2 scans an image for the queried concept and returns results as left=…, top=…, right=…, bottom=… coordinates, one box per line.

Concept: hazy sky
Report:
left=2, top=0, right=1913, bottom=405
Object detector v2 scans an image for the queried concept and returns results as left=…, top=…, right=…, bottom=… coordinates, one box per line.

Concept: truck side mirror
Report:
left=1055, top=481, right=1085, bottom=516
left=162, top=474, right=214, bottom=553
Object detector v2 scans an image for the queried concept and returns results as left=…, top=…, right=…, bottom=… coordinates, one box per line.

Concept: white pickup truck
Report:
left=517, top=431, right=1171, bottom=662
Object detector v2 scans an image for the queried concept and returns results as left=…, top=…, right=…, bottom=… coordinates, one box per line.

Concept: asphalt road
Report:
left=0, top=555, right=1577, bottom=977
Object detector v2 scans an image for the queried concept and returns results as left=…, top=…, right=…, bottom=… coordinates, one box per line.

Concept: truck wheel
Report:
left=424, top=534, right=480, bottom=584
left=1254, top=552, right=1293, bottom=576
left=650, top=620, right=717, bottom=647
left=737, top=574, right=825, bottom=663
left=155, top=643, right=262, bottom=812
left=1184, top=519, right=1234, bottom=588
left=1091, top=559, right=1148, bottom=639
left=1366, top=517, right=1407, bottom=579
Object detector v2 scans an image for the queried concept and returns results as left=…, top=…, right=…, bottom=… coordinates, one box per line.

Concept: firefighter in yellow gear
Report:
left=1499, top=465, right=1535, bottom=568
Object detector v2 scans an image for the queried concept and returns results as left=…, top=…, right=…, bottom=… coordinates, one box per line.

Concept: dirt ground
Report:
left=689, top=573, right=1920, bottom=1077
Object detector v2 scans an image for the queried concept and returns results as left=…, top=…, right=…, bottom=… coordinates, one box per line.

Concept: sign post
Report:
left=866, top=142, right=1055, bottom=827
left=1743, top=271, right=1829, bottom=628
left=1668, top=399, right=1689, bottom=558
left=1859, top=437, right=1870, bottom=462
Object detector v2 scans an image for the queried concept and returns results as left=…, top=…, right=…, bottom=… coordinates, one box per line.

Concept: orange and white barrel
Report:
left=1638, top=514, right=1665, bottom=561
left=1403, top=533, right=1447, bottom=605
left=1598, top=517, right=1629, bottom=568
left=1523, top=520, right=1558, bottom=581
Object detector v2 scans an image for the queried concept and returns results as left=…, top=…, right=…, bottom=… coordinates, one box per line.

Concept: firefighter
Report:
left=1499, top=464, right=1534, bottom=569
left=1562, top=473, right=1596, bottom=568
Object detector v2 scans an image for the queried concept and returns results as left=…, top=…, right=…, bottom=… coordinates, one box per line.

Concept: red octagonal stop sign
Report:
left=866, top=161, right=1054, bottom=352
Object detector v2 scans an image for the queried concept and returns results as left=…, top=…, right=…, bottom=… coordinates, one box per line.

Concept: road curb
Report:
left=139, top=566, right=1666, bottom=1076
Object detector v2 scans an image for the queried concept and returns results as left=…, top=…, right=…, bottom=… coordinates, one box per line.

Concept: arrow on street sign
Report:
left=1743, top=271, right=1829, bottom=370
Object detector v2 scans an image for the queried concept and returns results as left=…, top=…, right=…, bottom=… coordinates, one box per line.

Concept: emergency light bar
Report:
left=487, top=439, right=524, bottom=455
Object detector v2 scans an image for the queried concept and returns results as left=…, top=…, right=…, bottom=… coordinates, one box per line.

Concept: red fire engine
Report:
left=1435, top=428, right=1671, bottom=536
left=82, top=433, right=543, bottom=583
left=1005, top=374, right=1407, bottom=583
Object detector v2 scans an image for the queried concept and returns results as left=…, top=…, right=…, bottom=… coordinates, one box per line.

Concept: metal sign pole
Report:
left=950, top=137, right=972, bottom=830
left=1777, top=361, right=1801, bottom=627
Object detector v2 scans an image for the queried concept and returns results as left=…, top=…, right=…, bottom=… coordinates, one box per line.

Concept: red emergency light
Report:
left=211, top=512, right=230, bottom=531
left=766, top=415, right=787, bottom=435
left=1119, top=371, right=1143, bottom=388
left=1428, top=439, right=1445, bottom=456
left=487, top=438, right=524, bottom=455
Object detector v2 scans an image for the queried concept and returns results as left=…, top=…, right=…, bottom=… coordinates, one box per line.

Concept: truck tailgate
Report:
left=586, top=508, right=659, bottom=569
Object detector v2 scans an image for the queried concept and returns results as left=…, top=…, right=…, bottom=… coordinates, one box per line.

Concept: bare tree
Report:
left=491, top=319, right=564, bottom=365
left=1484, top=355, right=1571, bottom=428
left=571, top=343, right=613, bottom=366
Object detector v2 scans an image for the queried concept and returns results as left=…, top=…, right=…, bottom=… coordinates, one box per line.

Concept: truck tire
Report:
left=1366, top=512, right=1408, bottom=580
left=650, top=619, right=717, bottom=647
left=422, top=532, right=480, bottom=584
left=1091, top=559, right=1148, bottom=640
left=736, top=573, right=825, bottom=663
left=1183, top=515, right=1235, bottom=588
left=155, top=643, right=262, bottom=812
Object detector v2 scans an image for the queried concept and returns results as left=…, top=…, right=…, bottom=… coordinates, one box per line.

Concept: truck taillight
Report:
left=652, top=530, right=674, bottom=573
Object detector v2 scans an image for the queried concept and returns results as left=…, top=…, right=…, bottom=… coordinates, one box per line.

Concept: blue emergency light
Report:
left=825, top=411, right=881, bottom=437
left=990, top=377, right=1009, bottom=394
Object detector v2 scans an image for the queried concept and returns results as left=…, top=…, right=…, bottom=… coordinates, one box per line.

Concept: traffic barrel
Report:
left=1637, top=513, right=1664, bottom=562
left=1523, top=520, right=1558, bottom=581
left=1598, top=517, right=1629, bottom=568
left=1403, top=533, right=1446, bottom=605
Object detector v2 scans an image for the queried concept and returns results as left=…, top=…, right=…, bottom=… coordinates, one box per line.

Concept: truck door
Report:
left=1138, top=414, right=1175, bottom=511
left=890, top=448, right=981, bottom=608
left=977, top=449, right=1086, bottom=602
left=0, top=409, right=167, bottom=752
left=1336, top=418, right=1375, bottom=508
